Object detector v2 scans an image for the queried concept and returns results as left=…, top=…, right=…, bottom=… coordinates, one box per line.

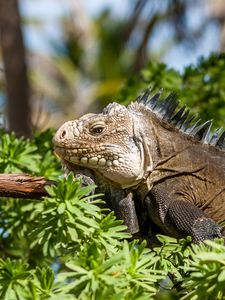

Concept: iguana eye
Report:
left=89, top=124, right=106, bottom=135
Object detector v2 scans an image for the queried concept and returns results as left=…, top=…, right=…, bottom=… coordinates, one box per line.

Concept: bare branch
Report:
left=133, top=14, right=158, bottom=73
left=123, top=0, right=148, bottom=43
left=0, top=173, right=55, bottom=199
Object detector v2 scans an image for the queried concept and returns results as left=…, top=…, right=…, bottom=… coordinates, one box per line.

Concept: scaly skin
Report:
left=54, top=105, right=147, bottom=189
left=53, top=92, right=225, bottom=242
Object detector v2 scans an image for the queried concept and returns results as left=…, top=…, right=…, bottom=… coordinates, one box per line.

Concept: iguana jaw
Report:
left=54, top=142, right=145, bottom=189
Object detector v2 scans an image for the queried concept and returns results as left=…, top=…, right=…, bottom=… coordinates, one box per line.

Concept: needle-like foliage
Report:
left=0, top=54, right=225, bottom=299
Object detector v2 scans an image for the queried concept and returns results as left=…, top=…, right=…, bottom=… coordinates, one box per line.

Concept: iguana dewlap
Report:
left=53, top=89, right=225, bottom=242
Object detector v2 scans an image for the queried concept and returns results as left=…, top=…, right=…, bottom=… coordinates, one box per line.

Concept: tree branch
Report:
left=0, top=173, right=55, bottom=199
left=123, top=0, right=148, bottom=43
left=132, top=14, right=158, bottom=73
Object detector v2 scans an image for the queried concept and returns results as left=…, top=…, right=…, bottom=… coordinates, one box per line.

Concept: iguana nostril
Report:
left=61, top=129, right=67, bottom=139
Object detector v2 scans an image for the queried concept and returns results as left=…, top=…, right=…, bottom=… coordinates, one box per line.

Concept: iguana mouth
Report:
left=54, top=145, right=80, bottom=151
left=55, top=146, right=124, bottom=168
left=54, top=145, right=91, bottom=157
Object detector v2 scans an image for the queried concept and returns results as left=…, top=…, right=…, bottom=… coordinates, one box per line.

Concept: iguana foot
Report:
left=192, top=217, right=222, bottom=242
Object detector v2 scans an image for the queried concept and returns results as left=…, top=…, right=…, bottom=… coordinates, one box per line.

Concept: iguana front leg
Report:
left=146, top=187, right=222, bottom=243
left=106, top=187, right=140, bottom=234
left=165, top=200, right=222, bottom=242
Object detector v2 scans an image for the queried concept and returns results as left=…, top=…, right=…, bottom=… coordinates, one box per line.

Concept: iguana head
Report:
left=53, top=103, right=150, bottom=188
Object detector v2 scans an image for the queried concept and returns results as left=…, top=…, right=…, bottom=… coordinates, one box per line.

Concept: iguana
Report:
left=53, top=89, right=225, bottom=242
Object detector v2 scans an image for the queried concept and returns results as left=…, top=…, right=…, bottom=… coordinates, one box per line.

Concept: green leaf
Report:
left=57, top=203, right=66, bottom=215
left=217, top=269, right=225, bottom=282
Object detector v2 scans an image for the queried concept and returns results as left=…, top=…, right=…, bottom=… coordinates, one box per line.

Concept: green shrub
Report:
left=0, top=55, right=225, bottom=299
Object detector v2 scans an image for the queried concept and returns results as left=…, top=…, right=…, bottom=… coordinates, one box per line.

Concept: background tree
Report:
left=0, top=0, right=31, bottom=137
left=208, top=0, right=225, bottom=51
left=0, top=0, right=225, bottom=131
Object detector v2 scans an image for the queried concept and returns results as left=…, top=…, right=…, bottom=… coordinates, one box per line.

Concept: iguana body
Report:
left=53, top=90, right=225, bottom=242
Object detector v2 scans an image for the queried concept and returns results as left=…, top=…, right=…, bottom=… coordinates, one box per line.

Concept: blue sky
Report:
left=20, top=0, right=220, bottom=72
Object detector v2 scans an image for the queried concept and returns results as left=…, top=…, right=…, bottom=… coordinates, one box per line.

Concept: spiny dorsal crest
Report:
left=134, top=88, right=225, bottom=150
